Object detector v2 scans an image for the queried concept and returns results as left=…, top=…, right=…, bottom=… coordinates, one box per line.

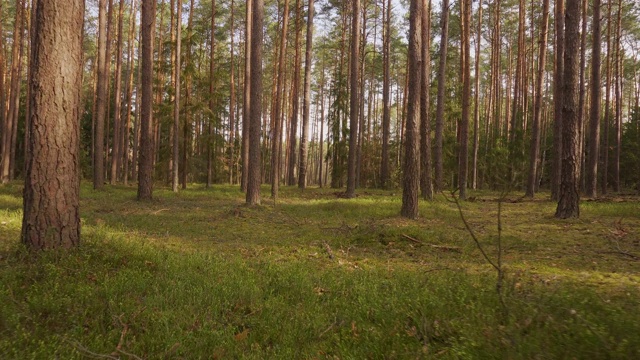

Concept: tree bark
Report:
left=380, top=0, right=391, bottom=189
left=401, top=0, right=422, bottom=218
left=458, top=0, right=471, bottom=200
left=246, top=0, right=263, bottom=206
left=420, top=0, right=432, bottom=200
left=526, top=0, right=550, bottom=197
left=585, top=0, right=601, bottom=198
left=110, top=0, right=125, bottom=184
left=138, top=0, right=156, bottom=201
left=346, top=0, right=361, bottom=198
left=555, top=0, right=581, bottom=219
left=551, top=0, right=565, bottom=200
left=22, top=0, right=83, bottom=249
left=434, top=0, right=450, bottom=193
left=93, top=0, right=108, bottom=189
left=241, top=0, right=251, bottom=191
left=208, top=0, right=217, bottom=188
left=298, top=0, right=314, bottom=189
left=271, top=0, right=290, bottom=200
left=2, top=0, right=25, bottom=184
left=471, top=0, right=482, bottom=191
left=172, top=0, right=182, bottom=192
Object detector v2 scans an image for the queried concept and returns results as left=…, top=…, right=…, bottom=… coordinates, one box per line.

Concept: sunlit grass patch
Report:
left=1, top=183, right=640, bottom=358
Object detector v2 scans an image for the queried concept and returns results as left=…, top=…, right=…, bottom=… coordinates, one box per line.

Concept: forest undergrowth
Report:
left=1, top=182, right=639, bottom=358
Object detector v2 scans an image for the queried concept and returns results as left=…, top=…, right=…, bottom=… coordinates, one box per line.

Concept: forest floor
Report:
left=1, top=182, right=639, bottom=359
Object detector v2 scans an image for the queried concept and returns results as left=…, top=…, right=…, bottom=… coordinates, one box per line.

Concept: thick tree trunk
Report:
left=138, top=0, right=156, bottom=201
left=401, top=0, right=422, bottom=218
left=246, top=0, right=263, bottom=205
left=298, top=0, right=314, bottom=189
left=526, top=0, right=550, bottom=197
left=22, top=0, right=84, bottom=249
left=434, top=0, right=450, bottom=193
left=555, top=0, right=581, bottom=219
left=228, top=0, right=236, bottom=185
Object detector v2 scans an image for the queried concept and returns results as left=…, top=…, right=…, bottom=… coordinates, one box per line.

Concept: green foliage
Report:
left=1, top=184, right=640, bottom=358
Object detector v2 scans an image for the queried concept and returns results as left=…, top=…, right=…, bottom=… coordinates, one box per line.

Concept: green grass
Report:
left=1, top=182, right=639, bottom=359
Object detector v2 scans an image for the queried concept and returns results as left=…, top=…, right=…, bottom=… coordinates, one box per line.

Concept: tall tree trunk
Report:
left=555, top=0, right=581, bottom=219
left=458, top=0, right=471, bottom=200
left=0, top=0, right=5, bottom=150
left=585, top=0, right=601, bottom=198
left=271, top=0, right=290, bottom=200
left=401, top=0, right=422, bottom=218
left=613, top=0, right=622, bottom=193
left=2, top=0, right=25, bottom=183
left=346, top=0, right=361, bottom=198
left=228, top=0, right=236, bottom=185
left=241, top=0, right=251, bottom=191
left=551, top=0, right=565, bottom=200
left=208, top=0, right=217, bottom=188
left=138, top=0, right=156, bottom=201
left=246, top=0, right=263, bottom=205
left=123, top=0, right=137, bottom=186
left=471, top=0, right=482, bottom=190
left=434, top=0, right=450, bottom=193
left=93, top=0, right=109, bottom=189
left=22, top=0, right=83, bottom=249
left=420, top=0, right=432, bottom=200
left=110, top=0, right=125, bottom=184
left=526, top=0, right=549, bottom=197
left=286, top=0, right=302, bottom=186
left=298, top=0, right=314, bottom=189
left=380, top=0, right=391, bottom=188
left=602, top=0, right=612, bottom=195
left=172, top=0, right=182, bottom=192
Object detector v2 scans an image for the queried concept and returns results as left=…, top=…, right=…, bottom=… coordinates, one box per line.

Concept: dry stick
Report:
left=66, top=339, right=119, bottom=360
left=445, top=189, right=508, bottom=320
left=401, top=234, right=462, bottom=252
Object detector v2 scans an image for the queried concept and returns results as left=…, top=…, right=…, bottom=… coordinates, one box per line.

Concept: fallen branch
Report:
left=401, top=234, right=462, bottom=252
left=65, top=339, right=119, bottom=360
left=152, top=208, right=169, bottom=215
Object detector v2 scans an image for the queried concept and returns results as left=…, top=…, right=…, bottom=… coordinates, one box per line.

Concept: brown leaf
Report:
left=234, top=328, right=250, bottom=342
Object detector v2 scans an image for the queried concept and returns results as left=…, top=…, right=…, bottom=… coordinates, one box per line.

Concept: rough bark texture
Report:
left=287, top=0, right=302, bottom=186
left=298, top=0, right=314, bottom=189
left=401, top=0, right=422, bottom=219
left=585, top=0, right=601, bottom=198
left=246, top=0, right=263, bottom=206
left=138, top=0, right=156, bottom=201
left=346, top=0, right=361, bottom=198
left=22, top=0, right=84, bottom=249
left=555, top=0, right=580, bottom=219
